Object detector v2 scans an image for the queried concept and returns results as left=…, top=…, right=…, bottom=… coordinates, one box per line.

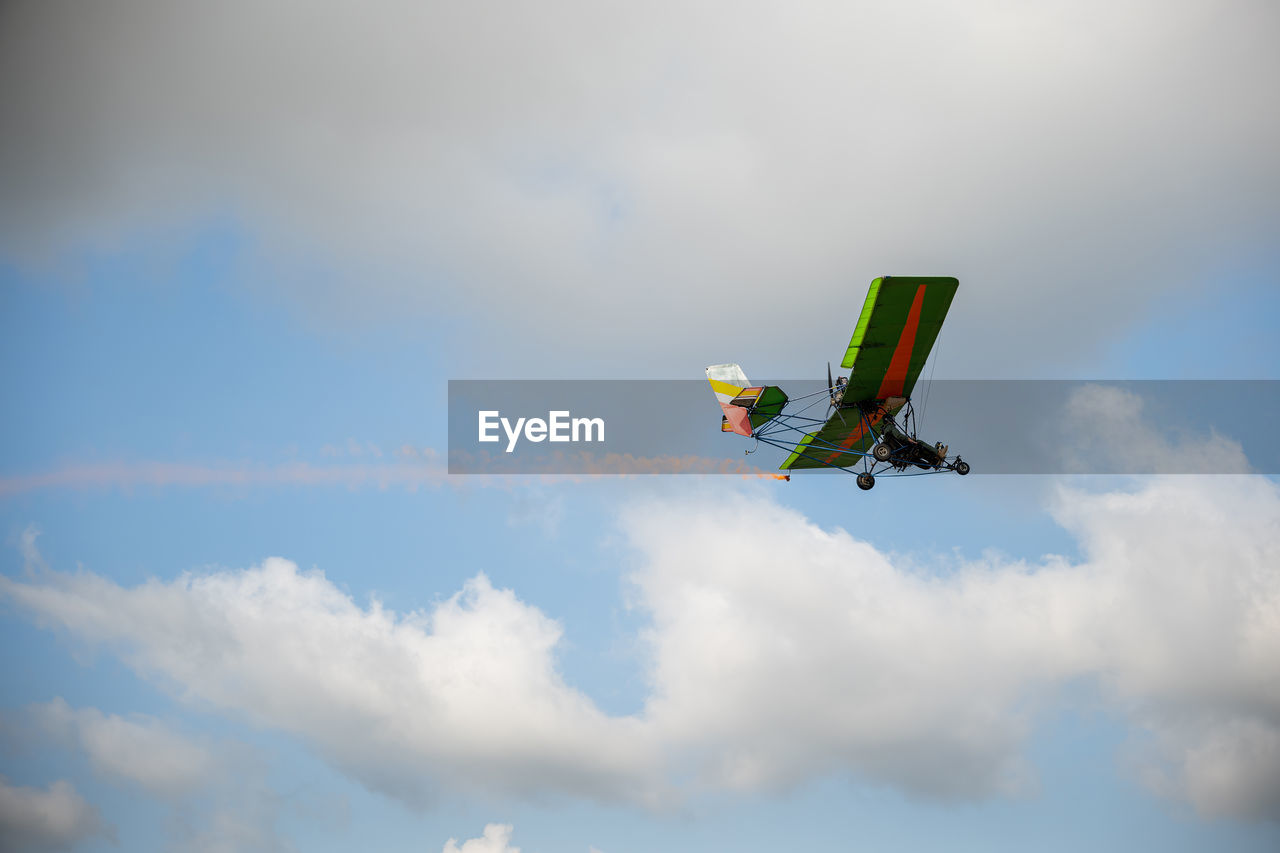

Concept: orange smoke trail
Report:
left=0, top=452, right=798, bottom=496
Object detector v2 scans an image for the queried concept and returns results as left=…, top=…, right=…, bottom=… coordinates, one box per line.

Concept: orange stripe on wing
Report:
left=875, top=284, right=926, bottom=399
left=822, top=411, right=883, bottom=465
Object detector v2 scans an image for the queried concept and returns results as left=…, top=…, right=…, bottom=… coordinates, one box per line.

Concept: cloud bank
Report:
left=5, top=473, right=1279, bottom=819
left=3, top=0, right=1276, bottom=372
left=628, top=477, right=1280, bottom=817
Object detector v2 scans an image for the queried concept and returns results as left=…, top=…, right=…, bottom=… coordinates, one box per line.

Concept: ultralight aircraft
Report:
left=706, top=276, right=969, bottom=490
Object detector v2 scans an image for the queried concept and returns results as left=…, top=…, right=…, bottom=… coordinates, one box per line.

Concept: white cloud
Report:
left=35, top=698, right=217, bottom=797
left=0, top=777, right=110, bottom=852
left=440, top=824, right=604, bottom=853
left=0, top=561, right=662, bottom=807
left=623, top=476, right=1280, bottom=818
left=1, top=1, right=1275, bottom=373
left=626, top=493, right=1052, bottom=797
left=3, top=474, right=1278, bottom=819
left=443, top=823, right=519, bottom=853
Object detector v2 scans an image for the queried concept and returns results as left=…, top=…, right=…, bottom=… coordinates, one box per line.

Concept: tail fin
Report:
left=705, top=364, right=787, bottom=437
left=706, top=364, right=753, bottom=435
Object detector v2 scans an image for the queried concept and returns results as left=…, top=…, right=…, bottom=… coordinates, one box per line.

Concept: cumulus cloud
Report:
left=441, top=823, right=603, bottom=853
left=0, top=560, right=662, bottom=807
left=627, top=494, right=1052, bottom=797
left=624, top=476, right=1280, bottom=818
left=3, top=474, right=1279, bottom=819
left=0, top=777, right=110, bottom=852
left=443, top=823, right=519, bottom=853
left=2, top=1, right=1276, bottom=373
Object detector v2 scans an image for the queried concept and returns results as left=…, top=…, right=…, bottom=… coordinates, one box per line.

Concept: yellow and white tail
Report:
left=705, top=364, right=787, bottom=437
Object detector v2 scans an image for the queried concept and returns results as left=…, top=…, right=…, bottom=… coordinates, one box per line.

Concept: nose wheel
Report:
left=856, top=472, right=876, bottom=490
left=954, top=459, right=970, bottom=476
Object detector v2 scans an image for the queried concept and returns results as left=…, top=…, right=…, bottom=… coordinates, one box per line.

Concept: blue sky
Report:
left=2, top=2, right=1279, bottom=851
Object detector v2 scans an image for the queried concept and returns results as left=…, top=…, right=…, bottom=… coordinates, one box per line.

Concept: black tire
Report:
left=955, top=460, right=970, bottom=476
left=872, top=443, right=892, bottom=462
left=856, top=473, right=876, bottom=490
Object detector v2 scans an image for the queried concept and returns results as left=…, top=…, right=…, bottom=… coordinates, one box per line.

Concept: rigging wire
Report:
left=918, top=318, right=944, bottom=430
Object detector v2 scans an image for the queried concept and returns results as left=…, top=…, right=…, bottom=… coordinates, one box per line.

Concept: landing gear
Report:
left=856, top=472, right=876, bottom=490
left=872, top=443, right=892, bottom=462
left=954, top=459, right=970, bottom=476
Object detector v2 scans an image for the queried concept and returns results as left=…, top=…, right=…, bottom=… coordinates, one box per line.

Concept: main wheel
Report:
left=856, top=472, right=876, bottom=490
left=955, top=460, right=970, bottom=476
left=872, top=443, right=892, bottom=462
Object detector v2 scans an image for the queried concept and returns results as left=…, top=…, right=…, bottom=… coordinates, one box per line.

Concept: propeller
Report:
left=826, top=361, right=846, bottom=426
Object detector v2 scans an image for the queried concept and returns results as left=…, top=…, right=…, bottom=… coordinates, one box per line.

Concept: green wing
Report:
left=780, top=410, right=878, bottom=470
left=780, top=276, right=957, bottom=472
left=779, top=404, right=908, bottom=470
left=840, top=276, right=958, bottom=402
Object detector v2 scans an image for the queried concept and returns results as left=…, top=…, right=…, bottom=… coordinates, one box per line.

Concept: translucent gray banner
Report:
left=447, top=380, right=1279, bottom=475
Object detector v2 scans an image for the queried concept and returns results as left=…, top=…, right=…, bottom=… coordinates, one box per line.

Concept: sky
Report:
left=1, top=1, right=1278, bottom=851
